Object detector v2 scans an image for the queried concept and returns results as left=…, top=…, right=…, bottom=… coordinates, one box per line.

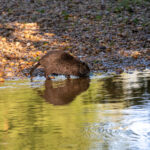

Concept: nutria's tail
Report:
left=30, top=62, right=40, bottom=78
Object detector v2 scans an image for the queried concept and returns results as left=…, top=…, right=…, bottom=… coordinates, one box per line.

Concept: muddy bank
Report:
left=0, top=0, right=150, bottom=81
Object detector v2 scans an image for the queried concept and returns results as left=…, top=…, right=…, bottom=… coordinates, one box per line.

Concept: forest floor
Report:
left=0, top=0, right=150, bottom=81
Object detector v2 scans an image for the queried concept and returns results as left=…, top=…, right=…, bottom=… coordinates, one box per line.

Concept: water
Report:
left=0, top=70, right=150, bottom=150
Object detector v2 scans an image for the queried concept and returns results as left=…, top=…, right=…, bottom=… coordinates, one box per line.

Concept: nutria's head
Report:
left=78, top=61, right=90, bottom=77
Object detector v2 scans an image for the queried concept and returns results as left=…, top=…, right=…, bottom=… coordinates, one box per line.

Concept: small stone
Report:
left=146, top=34, right=150, bottom=42
left=27, top=43, right=31, bottom=46
left=137, top=26, right=143, bottom=30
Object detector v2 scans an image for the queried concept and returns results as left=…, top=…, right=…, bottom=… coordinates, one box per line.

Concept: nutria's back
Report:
left=30, top=51, right=90, bottom=78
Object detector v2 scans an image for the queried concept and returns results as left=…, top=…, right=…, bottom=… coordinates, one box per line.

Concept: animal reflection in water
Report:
left=38, top=78, right=90, bottom=105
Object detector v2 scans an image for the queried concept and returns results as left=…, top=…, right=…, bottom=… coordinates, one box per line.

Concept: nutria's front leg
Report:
left=45, top=73, right=50, bottom=80
left=66, top=75, right=70, bottom=79
left=30, top=76, right=33, bottom=82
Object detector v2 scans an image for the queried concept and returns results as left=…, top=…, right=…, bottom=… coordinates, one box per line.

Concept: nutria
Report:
left=37, top=78, right=90, bottom=105
left=30, top=51, right=90, bottom=79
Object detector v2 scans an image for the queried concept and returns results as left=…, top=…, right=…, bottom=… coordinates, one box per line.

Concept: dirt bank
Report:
left=0, top=0, right=150, bottom=81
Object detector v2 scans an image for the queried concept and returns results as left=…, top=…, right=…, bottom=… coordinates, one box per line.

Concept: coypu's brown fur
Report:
left=30, top=51, right=90, bottom=79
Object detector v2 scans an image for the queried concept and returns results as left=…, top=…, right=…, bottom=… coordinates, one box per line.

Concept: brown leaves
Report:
left=0, top=77, right=4, bottom=82
left=131, top=51, right=141, bottom=59
left=119, top=50, right=141, bottom=59
left=0, top=0, right=149, bottom=79
left=0, top=71, right=4, bottom=77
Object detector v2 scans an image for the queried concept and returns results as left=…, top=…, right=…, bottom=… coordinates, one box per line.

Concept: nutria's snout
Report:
left=79, top=62, right=90, bottom=77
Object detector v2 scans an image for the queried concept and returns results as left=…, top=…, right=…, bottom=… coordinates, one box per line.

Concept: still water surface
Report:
left=0, top=71, right=150, bottom=150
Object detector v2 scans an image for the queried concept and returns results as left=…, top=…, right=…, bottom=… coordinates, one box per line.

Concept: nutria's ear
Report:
left=61, top=53, right=74, bottom=60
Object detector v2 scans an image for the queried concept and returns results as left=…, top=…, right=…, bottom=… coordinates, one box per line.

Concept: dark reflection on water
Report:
left=0, top=71, right=150, bottom=150
left=84, top=72, right=150, bottom=108
left=37, top=78, right=90, bottom=105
